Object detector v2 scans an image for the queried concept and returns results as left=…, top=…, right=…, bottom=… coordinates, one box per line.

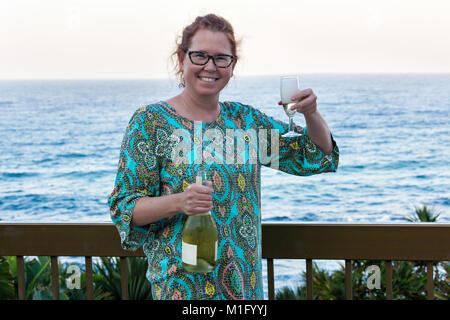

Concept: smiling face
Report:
left=179, top=28, right=235, bottom=99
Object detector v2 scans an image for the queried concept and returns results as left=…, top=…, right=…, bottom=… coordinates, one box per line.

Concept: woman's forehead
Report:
left=189, top=29, right=232, bottom=54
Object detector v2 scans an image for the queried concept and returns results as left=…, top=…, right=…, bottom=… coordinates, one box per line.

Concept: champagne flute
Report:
left=280, top=75, right=302, bottom=137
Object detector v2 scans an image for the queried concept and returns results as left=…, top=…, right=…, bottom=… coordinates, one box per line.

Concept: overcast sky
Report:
left=1, top=0, right=449, bottom=79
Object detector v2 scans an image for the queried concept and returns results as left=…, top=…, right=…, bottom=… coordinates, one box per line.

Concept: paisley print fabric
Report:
left=108, top=101, right=339, bottom=300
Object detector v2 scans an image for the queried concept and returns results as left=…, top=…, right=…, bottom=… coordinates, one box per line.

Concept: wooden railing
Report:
left=0, top=223, right=449, bottom=300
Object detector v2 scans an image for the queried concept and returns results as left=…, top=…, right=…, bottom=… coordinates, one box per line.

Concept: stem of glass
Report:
left=288, top=116, right=294, bottom=133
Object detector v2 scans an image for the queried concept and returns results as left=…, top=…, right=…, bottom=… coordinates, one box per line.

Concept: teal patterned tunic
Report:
left=108, top=101, right=339, bottom=300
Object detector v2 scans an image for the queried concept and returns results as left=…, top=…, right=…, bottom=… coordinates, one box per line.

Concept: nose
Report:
left=204, top=57, right=217, bottom=71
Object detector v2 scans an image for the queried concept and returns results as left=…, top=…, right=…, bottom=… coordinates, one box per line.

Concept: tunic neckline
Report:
left=159, top=100, right=224, bottom=126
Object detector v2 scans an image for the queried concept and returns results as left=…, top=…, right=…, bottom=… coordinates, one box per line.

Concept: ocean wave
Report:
left=56, top=152, right=89, bottom=159
left=53, top=169, right=113, bottom=178
left=263, top=216, right=292, bottom=222
left=32, top=158, right=53, bottom=164
left=1, top=172, right=40, bottom=178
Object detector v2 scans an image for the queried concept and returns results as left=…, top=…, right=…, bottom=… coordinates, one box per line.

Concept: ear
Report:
left=231, top=59, right=237, bottom=77
left=178, top=50, right=185, bottom=72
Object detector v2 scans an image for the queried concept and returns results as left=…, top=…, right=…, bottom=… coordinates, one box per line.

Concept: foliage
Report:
left=435, top=262, right=450, bottom=300
left=94, top=257, right=152, bottom=300
left=1, top=256, right=152, bottom=300
left=6, top=256, right=69, bottom=300
left=274, top=286, right=304, bottom=300
left=404, top=205, right=440, bottom=222
left=0, top=256, right=15, bottom=299
left=275, top=259, right=431, bottom=300
left=60, top=261, right=112, bottom=300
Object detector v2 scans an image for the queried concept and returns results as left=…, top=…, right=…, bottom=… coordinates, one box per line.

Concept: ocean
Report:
left=1, top=74, right=449, bottom=297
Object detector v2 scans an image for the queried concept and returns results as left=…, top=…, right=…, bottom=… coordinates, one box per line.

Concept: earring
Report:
left=178, top=72, right=186, bottom=88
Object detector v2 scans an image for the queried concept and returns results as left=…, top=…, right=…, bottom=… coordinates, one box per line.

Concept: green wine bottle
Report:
left=182, top=166, right=218, bottom=273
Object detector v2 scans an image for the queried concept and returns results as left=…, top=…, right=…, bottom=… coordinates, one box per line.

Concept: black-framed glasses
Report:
left=185, top=50, right=235, bottom=68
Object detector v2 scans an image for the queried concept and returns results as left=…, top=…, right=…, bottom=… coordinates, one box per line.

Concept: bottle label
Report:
left=182, top=241, right=197, bottom=265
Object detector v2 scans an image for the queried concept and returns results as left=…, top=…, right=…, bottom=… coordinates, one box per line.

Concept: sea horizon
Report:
left=1, top=72, right=450, bottom=80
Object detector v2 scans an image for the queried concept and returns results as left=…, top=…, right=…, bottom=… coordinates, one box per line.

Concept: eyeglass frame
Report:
left=184, top=50, right=235, bottom=68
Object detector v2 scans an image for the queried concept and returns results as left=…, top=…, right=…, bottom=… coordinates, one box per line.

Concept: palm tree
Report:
left=93, top=257, right=153, bottom=300
left=404, top=205, right=440, bottom=222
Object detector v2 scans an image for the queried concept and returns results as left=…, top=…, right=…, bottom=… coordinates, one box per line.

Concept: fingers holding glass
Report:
left=280, top=75, right=302, bottom=137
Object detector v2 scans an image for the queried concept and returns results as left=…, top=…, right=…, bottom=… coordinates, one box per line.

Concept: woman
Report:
left=108, top=14, right=339, bottom=300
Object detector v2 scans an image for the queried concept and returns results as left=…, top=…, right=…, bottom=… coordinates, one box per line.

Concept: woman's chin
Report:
left=189, top=81, right=224, bottom=97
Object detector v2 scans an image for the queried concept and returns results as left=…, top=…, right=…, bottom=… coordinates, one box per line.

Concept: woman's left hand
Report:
left=279, top=88, right=317, bottom=117
left=279, top=88, right=333, bottom=154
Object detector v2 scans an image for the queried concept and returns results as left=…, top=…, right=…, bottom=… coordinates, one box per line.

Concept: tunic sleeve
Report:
left=250, top=104, right=339, bottom=175
left=107, top=106, right=163, bottom=251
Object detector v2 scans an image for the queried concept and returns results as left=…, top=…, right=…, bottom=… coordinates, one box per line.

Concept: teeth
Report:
left=199, top=77, right=216, bottom=82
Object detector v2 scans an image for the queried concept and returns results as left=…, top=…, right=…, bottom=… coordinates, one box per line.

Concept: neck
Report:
left=176, top=90, right=221, bottom=122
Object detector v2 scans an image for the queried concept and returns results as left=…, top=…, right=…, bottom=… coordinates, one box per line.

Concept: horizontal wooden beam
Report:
left=0, top=223, right=143, bottom=257
left=261, top=223, right=450, bottom=261
left=1, top=223, right=449, bottom=261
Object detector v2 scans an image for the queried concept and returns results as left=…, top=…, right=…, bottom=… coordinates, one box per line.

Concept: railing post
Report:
left=345, top=259, right=352, bottom=300
left=267, top=258, right=274, bottom=300
left=51, top=256, right=59, bottom=300
left=85, top=256, right=94, bottom=300
left=385, top=260, right=392, bottom=300
left=426, top=261, right=434, bottom=300
left=16, top=256, right=26, bottom=300
left=120, top=257, right=129, bottom=300
left=306, top=259, right=313, bottom=300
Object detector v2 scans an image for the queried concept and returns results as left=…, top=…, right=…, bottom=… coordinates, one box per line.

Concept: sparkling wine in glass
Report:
left=280, top=75, right=302, bottom=137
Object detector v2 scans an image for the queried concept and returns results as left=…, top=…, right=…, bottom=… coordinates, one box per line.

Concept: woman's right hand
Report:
left=179, top=181, right=214, bottom=215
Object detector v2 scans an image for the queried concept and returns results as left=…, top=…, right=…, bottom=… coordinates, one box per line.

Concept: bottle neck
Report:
left=195, top=211, right=211, bottom=216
